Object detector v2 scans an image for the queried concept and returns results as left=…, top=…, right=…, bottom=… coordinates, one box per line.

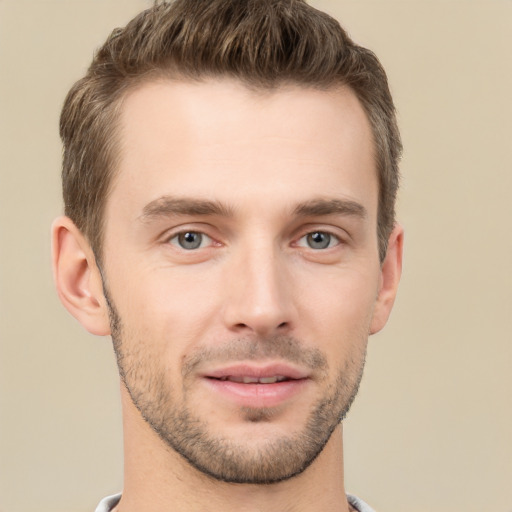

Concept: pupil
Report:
left=308, top=232, right=330, bottom=249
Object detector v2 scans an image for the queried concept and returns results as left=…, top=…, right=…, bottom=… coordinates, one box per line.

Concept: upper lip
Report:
left=202, top=363, right=309, bottom=381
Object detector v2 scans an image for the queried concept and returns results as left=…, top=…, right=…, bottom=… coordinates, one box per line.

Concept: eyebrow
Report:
left=139, top=195, right=367, bottom=223
left=139, top=196, right=234, bottom=221
left=293, top=198, right=367, bottom=219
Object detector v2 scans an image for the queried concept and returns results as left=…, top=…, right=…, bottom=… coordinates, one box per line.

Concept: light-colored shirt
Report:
left=95, top=492, right=376, bottom=512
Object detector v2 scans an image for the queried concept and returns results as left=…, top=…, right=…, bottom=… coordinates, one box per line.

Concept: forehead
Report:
left=110, top=78, right=377, bottom=221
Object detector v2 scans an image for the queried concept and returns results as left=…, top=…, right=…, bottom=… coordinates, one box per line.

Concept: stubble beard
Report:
left=106, top=293, right=367, bottom=485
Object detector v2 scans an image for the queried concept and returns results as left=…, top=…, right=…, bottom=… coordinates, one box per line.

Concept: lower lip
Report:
left=203, top=378, right=309, bottom=408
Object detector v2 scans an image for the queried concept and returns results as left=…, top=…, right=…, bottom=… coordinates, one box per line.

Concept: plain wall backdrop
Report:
left=0, top=1, right=511, bottom=511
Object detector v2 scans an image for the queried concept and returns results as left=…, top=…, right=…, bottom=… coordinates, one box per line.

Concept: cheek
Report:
left=111, top=266, right=222, bottom=355
left=297, top=265, right=380, bottom=344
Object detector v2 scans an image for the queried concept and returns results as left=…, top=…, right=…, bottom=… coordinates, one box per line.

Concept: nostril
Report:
left=231, top=321, right=289, bottom=334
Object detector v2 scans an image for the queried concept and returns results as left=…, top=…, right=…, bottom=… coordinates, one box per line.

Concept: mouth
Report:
left=201, top=364, right=310, bottom=408
left=212, top=375, right=290, bottom=384
left=204, top=362, right=308, bottom=381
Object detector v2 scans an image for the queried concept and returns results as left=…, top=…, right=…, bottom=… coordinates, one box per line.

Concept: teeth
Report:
left=242, top=376, right=259, bottom=384
left=221, top=375, right=288, bottom=384
left=259, top=376, right=278, bottom=384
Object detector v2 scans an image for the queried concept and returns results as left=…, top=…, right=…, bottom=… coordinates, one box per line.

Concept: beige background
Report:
left=1, top=0, right=511, bottom=511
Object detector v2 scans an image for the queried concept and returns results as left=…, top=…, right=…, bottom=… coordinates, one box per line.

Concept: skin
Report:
left=53, top=79, right=403, bottom=512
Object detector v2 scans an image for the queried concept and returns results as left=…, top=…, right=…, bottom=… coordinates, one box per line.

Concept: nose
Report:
left=222, top=240, right=295, bottom=337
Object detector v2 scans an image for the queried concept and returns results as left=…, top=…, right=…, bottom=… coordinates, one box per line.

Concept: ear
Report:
left=370, top=224, right=404, bottom=335
left=51, top=216, right=111, bottom=336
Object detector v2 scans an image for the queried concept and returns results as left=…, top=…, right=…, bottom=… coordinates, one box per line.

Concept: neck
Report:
left=118, top=385, right=351, bottom=512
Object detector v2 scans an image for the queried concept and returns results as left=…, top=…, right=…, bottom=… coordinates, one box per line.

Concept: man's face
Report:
left=101, top=79, right=384, bottom=483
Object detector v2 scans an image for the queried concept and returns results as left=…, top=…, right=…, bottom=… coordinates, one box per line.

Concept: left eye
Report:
left=169, top=231, right=212, bottom=250
left=297, top=231, right=339, bottom=250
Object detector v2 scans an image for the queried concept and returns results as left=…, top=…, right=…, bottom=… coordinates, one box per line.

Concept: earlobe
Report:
left=51, top=216, right=111, bottom=336
left=369, top=224, right=404, bottom=335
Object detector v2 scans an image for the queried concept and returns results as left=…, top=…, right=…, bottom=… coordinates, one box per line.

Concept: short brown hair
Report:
left=60, top=0, right=401, bottom=262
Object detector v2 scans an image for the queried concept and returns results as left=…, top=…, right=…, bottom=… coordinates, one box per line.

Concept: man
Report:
left=52, top=0, right=403, bottom=511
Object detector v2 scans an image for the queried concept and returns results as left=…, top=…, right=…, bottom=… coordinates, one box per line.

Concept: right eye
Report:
left=168, top=231, right=213, bottom=250
left=296, top=231, right=340, bottom=250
